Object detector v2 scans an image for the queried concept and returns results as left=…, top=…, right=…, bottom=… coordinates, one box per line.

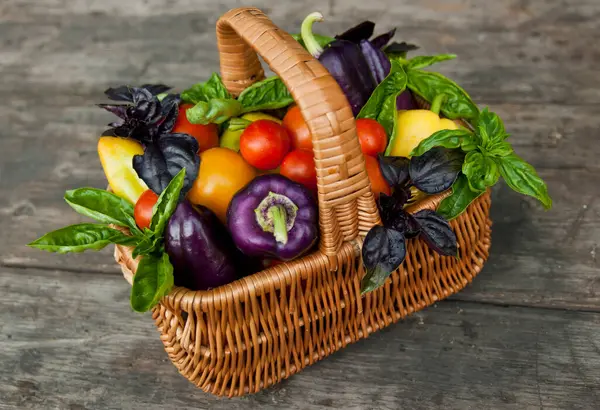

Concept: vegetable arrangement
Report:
left=29, top=11, right=551, bottom=312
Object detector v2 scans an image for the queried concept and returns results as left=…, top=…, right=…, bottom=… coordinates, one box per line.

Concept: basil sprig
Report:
left=358, top=52, right=479, bottom=151
left=182, top=74, right=293, bottom=125
left=411, top=108, right=552, bottom=219
left=29, top=169, right=187, bottom=312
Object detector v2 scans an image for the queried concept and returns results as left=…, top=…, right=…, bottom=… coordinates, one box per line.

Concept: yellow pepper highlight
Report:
left=97, top=136, right=148, bottom=204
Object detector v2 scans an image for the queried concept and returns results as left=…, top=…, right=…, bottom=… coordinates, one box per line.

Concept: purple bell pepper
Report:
left=227, top=174, right=318, bottom=261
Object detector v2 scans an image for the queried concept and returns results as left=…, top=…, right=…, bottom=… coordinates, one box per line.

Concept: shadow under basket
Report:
left=114, top=7, right=493, bottom=397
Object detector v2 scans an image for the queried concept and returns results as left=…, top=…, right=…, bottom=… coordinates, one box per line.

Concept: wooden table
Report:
left=1, top=0, right=599, bottom=408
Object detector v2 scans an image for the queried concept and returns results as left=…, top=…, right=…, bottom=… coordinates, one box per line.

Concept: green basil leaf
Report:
left=149, top=168, right=185, bottom=239
left=378, top=93, right=402, bottom=151
left=180, top=73, right=231, bottom=104
left=132, top=238, right=153, bottom=259
left=498, top=153, right=552, bottom=209
left=407, top=70, right=479, bottom=120
left=462, top=152, right=498, bottom=191
left=437, top=175, right=485, bottom=220
left=186, top=98, right=243, bottom=125
left=290, top=33, right=335, bottom=50
left=358, top=60, right=407, bottom=121
left=486, top=140, right=513, bottom=157
left=130, top=253, right=174, bottom=313
left=406, top=54, right=456, bottom=70
left=237, top=77, right=294, bottom=113
left=476, top=108, right=508, bottom=148
left=28, top=223, right=136, bottom=254
left=64, top=188, right=139, bottom=233
left=410, top=129, right=477, bottom=157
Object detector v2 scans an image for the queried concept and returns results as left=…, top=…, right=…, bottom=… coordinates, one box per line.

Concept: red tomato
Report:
left=134, top=189, right=158, bottom=230
left=172, top=103, right=219, bottom=152
left=364, top=155, right=391, bottom=199
left=280, top=149, right=317, bottom=193
left=283, top=105, right=312, bottom=151
left=240, top=119, right=291, bottom=170
left=356, top=118, right=388, bottom=156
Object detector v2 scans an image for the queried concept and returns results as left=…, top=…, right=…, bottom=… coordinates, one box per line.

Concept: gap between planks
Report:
left=5, top=262, right=600, bottom=315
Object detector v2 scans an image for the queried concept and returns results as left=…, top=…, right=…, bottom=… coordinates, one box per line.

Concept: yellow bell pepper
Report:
left=97, top=136, right=148, bottom=204
left=388, top=94, right=458, bottom=158
left=220, top=112, right=282, bottom=152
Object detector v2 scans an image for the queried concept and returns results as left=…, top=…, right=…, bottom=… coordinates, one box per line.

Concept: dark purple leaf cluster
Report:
left=98, top=84, right=199, bottom=200
left=99, top=85, right=179, bottom=143
left=361, top=148, right=461, bottom=293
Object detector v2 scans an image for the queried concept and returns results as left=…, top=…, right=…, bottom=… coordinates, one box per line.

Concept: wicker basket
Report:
left=114, top=7, right=492, bottom=397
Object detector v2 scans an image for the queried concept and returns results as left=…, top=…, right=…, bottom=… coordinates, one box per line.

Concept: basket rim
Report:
left=115, top=189, right=455, bottom=309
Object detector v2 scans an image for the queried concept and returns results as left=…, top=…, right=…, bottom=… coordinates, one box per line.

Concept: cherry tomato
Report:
left=134, top=189, right=158, bottom=230
left=356, top=118, right=388, bottom=156
left=240, top=119, right=291, bottom=170
left=172, top=103, right=219, bottom=152
left=280, top=149, right=317, bottom=193
left=364, top=155, right=391, bottom=199
left=283, top=105, right=312, bottom=151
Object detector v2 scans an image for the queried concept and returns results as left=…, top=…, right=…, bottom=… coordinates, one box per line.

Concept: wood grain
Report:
left=1, top=266, right=599, bottom=410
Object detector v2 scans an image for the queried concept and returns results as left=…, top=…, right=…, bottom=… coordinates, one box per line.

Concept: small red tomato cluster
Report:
left=235, top=107, right=390, bottom=198
left=137, top=104, right=391, bottom=226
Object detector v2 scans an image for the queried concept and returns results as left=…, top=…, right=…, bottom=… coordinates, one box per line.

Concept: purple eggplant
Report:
left=359, top=39, right=391, bottom=84
left=227, top=174, right=318, bottom=261
left=165, top=201, right=243, bottom=290
left=396, top=90, right=417, bottom=110
left=301, top=13, right=377, bottom=116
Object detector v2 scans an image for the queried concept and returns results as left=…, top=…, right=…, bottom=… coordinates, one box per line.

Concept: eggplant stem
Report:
left=269, top=205, right=289, bottom=245
left=301, top=12, right=325, bottom=57
left=429, top=94, right=446, bottom=115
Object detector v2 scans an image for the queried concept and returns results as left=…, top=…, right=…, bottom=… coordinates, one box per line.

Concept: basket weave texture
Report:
left=114, top=7, right=492, bottom=397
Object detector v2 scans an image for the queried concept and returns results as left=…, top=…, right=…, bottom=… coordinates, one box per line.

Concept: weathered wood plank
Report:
left=1, top=0, right=599, bottom=105
left=1, top=266, right=599, bottom=409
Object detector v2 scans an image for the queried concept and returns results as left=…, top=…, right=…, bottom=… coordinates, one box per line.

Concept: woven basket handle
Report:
left=216, top=8, right=380, bottom=258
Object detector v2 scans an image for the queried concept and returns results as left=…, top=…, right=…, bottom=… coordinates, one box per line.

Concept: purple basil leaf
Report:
left=141, top=84, right=172, bottom=95
left=413, top=209, right=457, bottom=257
left=378, top=191, right=408, bottom=227
left=409, top=147, right=464, bottom=194
left=130, top=87, right=155, bottom=105
left=361, top=225, right=406, bottom=293
left=133, top=133, right=199, bottom=199
left=359, top=40, right=391, bottom=84
left=336, top=21, right=376, bottom=43
left=371, top=28, right=397, bottom=49
left=104, top=85, right=134, bottom=102
left=393, top=211, right=421, bottom=238
left=97, top=104, right=128, bottom=120
left=378, top=154, right=410, bottom=187
left=157, top=94, right=181, bottom=134
left=383, top=42, right=419, bottom=56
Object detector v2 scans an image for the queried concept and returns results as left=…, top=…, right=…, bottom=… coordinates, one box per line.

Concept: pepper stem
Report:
left=269, top=205, right=288, bottom=245
left=429, top=94, right=446, bottom=116
left=301, top=12, right=325, bottom=57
